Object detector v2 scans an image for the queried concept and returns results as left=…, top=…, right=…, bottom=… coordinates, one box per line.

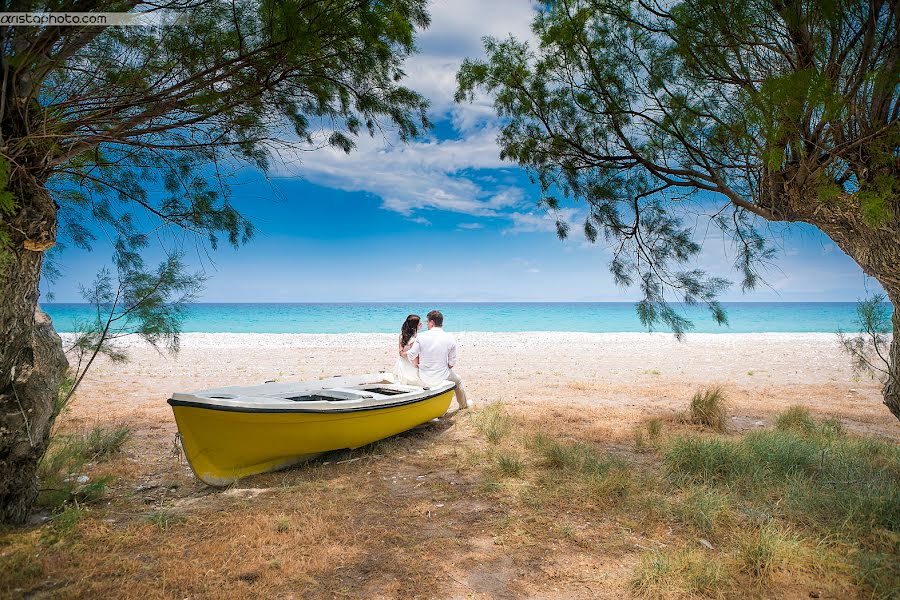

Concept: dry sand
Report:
left=62, top=331, right=899, bottom=440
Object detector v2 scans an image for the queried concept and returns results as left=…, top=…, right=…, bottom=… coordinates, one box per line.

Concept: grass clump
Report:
left=676, top=485, right=732, bottom=537
left=631, top=551, right=674, bottom=595
left=528, top=434, right=633, bottom=504
left=775, top=405, right=817, bottom=435
left=632, top=550, right=730, bottom=598
left=738, top=521, right=793, bottom=583
left=685, top=386, right=728, bottom=432
left=496, top=452, right=524, bottom=477
left=471, top=402, right=513, bottom=443
left=83, top=425, right=131, bottom=460
left=530, top=434, right=623, bottom=478
left=634, top=419, right=664, bottom=453
left=40, top=505, right=86, bottom=545
left=275, top=516, right=292, bottom=533
left=148, top=508, right=185, bottom=531
left=37, top=424, right=131, bottom=510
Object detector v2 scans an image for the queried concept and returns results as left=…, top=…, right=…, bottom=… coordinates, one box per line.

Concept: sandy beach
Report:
left=62, top=331, right=899, bottom=440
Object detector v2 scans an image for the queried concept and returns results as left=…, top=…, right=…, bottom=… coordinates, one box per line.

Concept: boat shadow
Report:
left=225, top=411, right=462, bottom=489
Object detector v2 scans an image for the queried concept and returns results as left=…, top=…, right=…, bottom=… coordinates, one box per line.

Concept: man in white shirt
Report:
left=407, top=310, right=468, bottom=409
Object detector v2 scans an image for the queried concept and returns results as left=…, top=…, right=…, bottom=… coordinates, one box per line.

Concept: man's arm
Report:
left=408, top=339, right=420, bottom=366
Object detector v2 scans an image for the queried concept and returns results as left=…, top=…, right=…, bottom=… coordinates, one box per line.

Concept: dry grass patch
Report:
left=631, top=549, right=731, bottom=598
left=682, top=386, right=729, bottom=432
left=737, top=521, right=796, bottom=583
left=2, top=402, right=897, bottom=599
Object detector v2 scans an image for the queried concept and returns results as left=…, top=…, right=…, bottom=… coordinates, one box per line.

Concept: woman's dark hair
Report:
left=400, top=314, right=420, bottom=348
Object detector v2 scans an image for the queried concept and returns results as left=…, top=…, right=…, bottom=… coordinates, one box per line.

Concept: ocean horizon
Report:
left=42, top=301, right=893, bottom=335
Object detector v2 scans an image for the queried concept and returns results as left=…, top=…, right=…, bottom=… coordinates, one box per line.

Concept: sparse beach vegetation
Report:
left=37, top=424, right=131, bottom=511
left=2, top=392, right=896, bottom=598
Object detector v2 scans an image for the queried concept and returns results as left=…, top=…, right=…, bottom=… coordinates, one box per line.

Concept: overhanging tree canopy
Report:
left=456, top=0, right=899, bottom=418
left=0, top=0, right=430, bottom=523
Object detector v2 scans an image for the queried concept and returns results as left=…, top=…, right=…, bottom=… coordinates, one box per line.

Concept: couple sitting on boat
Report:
left=394, top=310, right=468, bottom=410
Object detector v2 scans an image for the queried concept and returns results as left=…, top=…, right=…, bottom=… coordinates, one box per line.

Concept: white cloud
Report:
left=276, top=127, right=530, bottom=218
left=271, top=1, right=543, bottom=222
left=505, top=208, right=583, bottom=235
left=408, top=216, right=432, bottom=225
left=457, top=222, right=483, bottom=229
left=404, top=0, right=541, bottom=128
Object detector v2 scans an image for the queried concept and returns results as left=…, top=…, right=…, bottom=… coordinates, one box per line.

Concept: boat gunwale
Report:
left=167, top=385, right=455, bottom=414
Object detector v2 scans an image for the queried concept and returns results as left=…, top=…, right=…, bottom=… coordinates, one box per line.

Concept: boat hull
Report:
left=171, top=388, right=454, bottom=485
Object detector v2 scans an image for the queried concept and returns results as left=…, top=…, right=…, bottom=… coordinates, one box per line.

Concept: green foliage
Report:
left=37, top=425, right=131, bottom=511
left=838, top=293, right=894, bottom=385
left=41, top=505, right=86, bottom=545
left=62, top=252, right=204, bottom=406
left=858, top=176, right=898, bottom=227
left=685, top=386, right=728, bottom=432
left=36, top=0, right=429, bottom=261
left=456, top=0, right=898, bottom=334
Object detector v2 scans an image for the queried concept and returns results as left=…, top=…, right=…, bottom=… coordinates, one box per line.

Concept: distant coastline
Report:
left=43, top=301, right=893, bottom=334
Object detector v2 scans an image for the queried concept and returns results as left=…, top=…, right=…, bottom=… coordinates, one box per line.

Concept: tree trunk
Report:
left=884, top=292, right=900, bottom=421
left=786, top=192, right=900, bottom=422
left=0, top=180, right=68, bottom=524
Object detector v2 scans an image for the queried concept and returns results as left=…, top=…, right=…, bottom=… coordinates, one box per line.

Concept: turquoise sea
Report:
left=42, top=302, right=892, bottom=334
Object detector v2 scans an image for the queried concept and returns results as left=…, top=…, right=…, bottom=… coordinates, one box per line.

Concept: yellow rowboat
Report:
left=168, top=373, right=455, bottom=486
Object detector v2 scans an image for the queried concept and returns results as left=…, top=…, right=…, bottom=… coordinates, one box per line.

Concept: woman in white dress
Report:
left=394, top=314, right=424, bottom=385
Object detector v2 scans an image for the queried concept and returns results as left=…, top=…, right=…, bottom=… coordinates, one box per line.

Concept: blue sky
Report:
left=47, top=0, right=881, bottom=303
